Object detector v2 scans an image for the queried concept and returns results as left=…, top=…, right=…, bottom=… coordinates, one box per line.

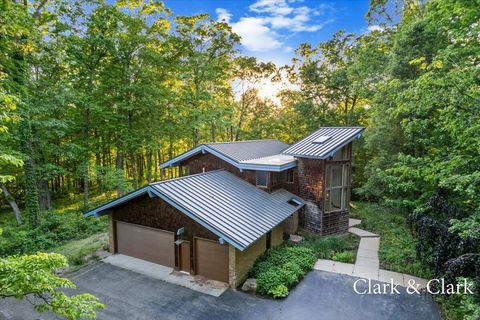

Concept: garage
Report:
left=195, top=238, right=229, bottom=282
left=116, top=221, right=175, bottom=267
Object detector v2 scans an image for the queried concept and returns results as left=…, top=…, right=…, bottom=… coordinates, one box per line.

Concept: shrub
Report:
left=252, top=245, right=316, bottom=298
left=0, top=211, right=107, bottom=257
left=250, top=246, right=316, bottom=278
left=256, top=270, right=283, bottom=295
left=332, top=251, right=355, bottom=263
left=300, top=234, right=358, bottom=260
left=268, top=284, right=288, bottom=299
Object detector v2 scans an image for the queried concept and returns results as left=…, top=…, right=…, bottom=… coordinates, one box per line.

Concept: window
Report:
left=266, top=231, right=272, bottom=250
left=285, top=169, right=294, bottom=184
left=325, top=164, right=350, bottom=212
left=180, top=166, right=189, bottom=177
left=271, top=172, right=279, bottom=186
left=256, top=171, right=268, bottom=187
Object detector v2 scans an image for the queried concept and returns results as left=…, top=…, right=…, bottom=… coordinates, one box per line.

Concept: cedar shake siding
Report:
left=297, top=158, right=325, bottom=234
left=179, top=153, right=256, bottom=185
left=180, top=152, right=300, bottom=194
left=113, top=194, right=218, bottom=242
left=296, top=144, right=353, bottom=236
left=112, top=194, right=218, bottom=274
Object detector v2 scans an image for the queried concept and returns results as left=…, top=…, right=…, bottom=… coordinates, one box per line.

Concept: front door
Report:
left=180, top=240, right=190, bottom=272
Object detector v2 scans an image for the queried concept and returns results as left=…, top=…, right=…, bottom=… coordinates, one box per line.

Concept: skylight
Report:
left=312, top=136, right=331, bottom=144
left=287, top=198, right=302, bottom=207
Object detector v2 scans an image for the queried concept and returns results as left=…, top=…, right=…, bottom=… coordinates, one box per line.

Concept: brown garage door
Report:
left=116, top=221, right=174, bottom=267
left=195, top=238, right=229, bottom=282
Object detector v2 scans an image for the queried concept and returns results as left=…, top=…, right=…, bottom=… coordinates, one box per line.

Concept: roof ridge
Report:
left=311, top=126, right=365, bottom=129
left=150, top=169, right=224, bottom=185
left=206, top=139, right=283, bottom=145
left=239, top=152, right=294, bottom=163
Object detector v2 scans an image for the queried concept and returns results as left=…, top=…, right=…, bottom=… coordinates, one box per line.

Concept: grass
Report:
left=350, top=201, right=430, bottom=278
left=298, top=232, right=359, bottom=262
left=0, top=192, right=112, bottom=259
left=53, top=232, right=109, bottom=271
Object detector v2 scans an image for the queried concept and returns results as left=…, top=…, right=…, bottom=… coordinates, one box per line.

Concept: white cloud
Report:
left=216, top=8, right=232, bottom=23
left=215, top=0, right=333, bottom=53
left=232, top=17, right=282, bottom=52
left=249, top=0, right=294, bottom=16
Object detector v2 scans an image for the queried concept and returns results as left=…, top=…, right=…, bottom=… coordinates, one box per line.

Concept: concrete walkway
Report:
left=314, top=219, right=428, bottom=289
left=104, top=254, right=228, bottom=297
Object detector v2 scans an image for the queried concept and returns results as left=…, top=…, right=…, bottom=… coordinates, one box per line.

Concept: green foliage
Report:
left=332, top=251, right=355, bottom=264
left=267, top=284, right=289, bottom=299
left=0, top=252, right=103, bottom=319
left=251, top=245, right=316, bottom=298
left=299, top=233, right=359, bottom=260
left=350, top=201, right=428, bottom=278
left=439, top=279, right=480, bottom=320
left=0, top=210, right=107, bottom=257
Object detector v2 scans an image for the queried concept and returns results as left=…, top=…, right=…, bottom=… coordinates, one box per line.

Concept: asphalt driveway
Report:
left=0, top=262, right=441, bottom=320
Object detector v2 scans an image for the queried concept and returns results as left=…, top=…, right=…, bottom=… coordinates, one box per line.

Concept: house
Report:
left=84, top=127, right=364, bottom=287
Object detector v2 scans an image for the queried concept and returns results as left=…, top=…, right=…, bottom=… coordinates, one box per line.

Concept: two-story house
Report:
left=84, top=127, right=364, bottom=287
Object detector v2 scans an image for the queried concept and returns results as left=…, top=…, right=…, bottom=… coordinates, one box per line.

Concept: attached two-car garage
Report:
left=85, top=170, right=303, bottom=287
left=113, top=220, right=229, bottom=283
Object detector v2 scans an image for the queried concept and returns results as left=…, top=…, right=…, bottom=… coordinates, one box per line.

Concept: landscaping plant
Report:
left=251, top=246, right=316, bottom=298
left=0, top=252, right=104, bottom=319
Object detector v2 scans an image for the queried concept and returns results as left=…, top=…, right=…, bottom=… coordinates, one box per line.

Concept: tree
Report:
left=0, top=252, right=104, bottom=319
left=231, top=56, right=276, bottom=141
left=172, top=14, right=239, bottom=146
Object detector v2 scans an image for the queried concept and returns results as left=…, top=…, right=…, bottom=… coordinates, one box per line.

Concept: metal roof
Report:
left=160, top=139, right=295, bottom=172
left=206, top=140, right=289, bottom=162
left=282, top=127, right=365, bottom=159
left=84, top=170, right=303, bottom=251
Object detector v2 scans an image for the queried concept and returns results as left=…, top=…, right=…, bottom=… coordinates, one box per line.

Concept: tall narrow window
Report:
left=285, top=169, right=294, bottom=184
left=256, top=171, right=268, bottom=187
left=325, top=164, right=350, bottom=212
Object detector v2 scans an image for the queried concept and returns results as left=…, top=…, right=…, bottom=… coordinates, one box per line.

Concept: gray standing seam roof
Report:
left=282, top=127, right=365, bottom=159
left=205, top=139, right=290, bottom=162
left=84, top=170, right=304, bottom=251
left=150, top=170, right=302, bottom=250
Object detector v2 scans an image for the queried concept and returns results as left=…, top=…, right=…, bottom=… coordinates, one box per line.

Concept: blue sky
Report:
left=163, top=0, right=371, bottom=66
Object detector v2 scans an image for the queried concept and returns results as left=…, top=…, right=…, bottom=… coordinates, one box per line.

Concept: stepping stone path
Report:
left=314, top=219, right=428, bottom=289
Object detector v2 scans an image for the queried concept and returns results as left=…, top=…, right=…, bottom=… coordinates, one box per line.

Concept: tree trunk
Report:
left=83, top=108, right=90, bottom=209
left=211, top=120, right=216, bottom=142
left=146, top=150, right=152, bottom=183
left=129, top=150, right=138, bottom=189
left=20, top=122, right=40, bottom=228
left=116, top=148, right=124, bottom=197
left=193, top=127, right=199, bottom=146
left=0, top=184, right=22, bottom=225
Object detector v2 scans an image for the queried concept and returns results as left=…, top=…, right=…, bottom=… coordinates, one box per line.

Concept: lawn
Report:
left=350, top=201, right=430, bottom=279
left=53, top=232, right=109, bottom=271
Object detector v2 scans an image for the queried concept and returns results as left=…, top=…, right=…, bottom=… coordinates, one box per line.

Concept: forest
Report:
left=0, top=0, right=479, bottom=319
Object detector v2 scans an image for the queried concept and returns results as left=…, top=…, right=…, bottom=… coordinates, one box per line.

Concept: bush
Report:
left=332, top=251, right=355, bottom=263
left=300, top=234, right=358, bottom=260
left=250, top=246, right=316, bottom=278
left=0, top=211, right=107, bottom=257
left=252, top=245, right=316, bottom=298
left=268, top=284, right=288, bottom=299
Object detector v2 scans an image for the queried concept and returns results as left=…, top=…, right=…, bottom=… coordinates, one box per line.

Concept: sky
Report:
left=163, top=0, right=372, bottom=66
